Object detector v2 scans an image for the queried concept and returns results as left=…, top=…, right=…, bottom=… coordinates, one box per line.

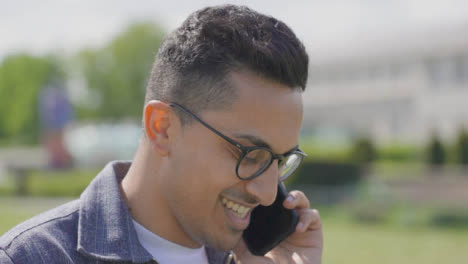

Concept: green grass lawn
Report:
left=323, top=214, right=468, bottom=263
left=0, top=197, right=73, bottom=234
left=1, top=199, right=467, bottom=263
left=0, top=168, right=97, bottom=234
left=0, top=169, right=99, bottom=197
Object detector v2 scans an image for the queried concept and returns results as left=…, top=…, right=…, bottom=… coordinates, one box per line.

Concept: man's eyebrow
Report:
left=232, top=133, right=299, bottom=154
left=232, top=133, right=271, bottom=149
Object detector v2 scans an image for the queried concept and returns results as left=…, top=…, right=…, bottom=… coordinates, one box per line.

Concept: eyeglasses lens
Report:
left=237, top=150, right=302, bottom=180
left=278, top=153, right=302, bottom=181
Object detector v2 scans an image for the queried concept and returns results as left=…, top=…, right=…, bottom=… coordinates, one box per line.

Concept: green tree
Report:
left=455, top=127, right=468, bottom=165
left=350, top=137, right=377, bottom=164
left=0, top=54, right=62, bottom=144
left=427, top=133, right=445, bottom=166
left=78, top=22, right=165, bottom=120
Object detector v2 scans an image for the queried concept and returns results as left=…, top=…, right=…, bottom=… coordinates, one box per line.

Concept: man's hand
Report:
left=233, top=190, right=323, bottom=264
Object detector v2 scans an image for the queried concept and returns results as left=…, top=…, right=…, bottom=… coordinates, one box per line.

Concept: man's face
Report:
left=161, top=70, right=303, bottom=250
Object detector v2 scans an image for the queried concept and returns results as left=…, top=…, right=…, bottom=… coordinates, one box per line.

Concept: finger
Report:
left=296, top=208, right=321, bottom=232
left=283, top=190, right=310, bottom=209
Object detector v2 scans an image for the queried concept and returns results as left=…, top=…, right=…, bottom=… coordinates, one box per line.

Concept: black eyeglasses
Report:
left=169, top=102, right=306, bottom=181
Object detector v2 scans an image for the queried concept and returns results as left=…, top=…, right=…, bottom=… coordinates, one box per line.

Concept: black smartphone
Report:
left=242, top=183, right=299, bottom=256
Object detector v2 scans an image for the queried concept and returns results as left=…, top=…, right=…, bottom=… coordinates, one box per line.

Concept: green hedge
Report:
left=287, top=159, right=364, bottom=186
left=349, top=138, right=377, bottom=164
left=378, top=144, right=421, bottom=162
left=0, top=169, right=98, bottom=197
left=426, top=134, right=446, bottom=165
left=430, top=210, right=468, bottom=228
left=25, top=170, right=97, bottom=197
left=455, top=128, right=468, bottom=165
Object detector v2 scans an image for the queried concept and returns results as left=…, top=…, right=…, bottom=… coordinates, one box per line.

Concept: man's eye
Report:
left=243, top=157, right=259, bottom=164
left=243, top=151, right=265, bottom=164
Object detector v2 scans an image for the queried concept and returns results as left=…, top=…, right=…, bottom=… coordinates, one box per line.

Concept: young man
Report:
left=0, top=5, right=323, bottom=264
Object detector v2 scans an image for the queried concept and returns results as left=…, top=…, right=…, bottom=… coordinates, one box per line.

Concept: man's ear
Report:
left=143, top=100, right=176, bottom=156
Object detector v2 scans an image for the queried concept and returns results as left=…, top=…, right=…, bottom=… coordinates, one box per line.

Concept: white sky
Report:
left=1, top=0, right=468, bottom=61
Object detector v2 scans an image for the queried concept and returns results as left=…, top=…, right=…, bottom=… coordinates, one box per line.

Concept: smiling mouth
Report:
left=221, top=197, right=252, bottom=218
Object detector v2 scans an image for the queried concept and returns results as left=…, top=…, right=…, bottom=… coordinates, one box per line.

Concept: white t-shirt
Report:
left=132, top=219, right=209, bottom=264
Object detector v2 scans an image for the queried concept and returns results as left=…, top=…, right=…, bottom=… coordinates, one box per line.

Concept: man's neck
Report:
left=120, top=140, right=201, bottom=249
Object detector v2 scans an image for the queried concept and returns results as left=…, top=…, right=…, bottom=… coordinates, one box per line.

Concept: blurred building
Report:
left=303, top=24, right=468, bottom=144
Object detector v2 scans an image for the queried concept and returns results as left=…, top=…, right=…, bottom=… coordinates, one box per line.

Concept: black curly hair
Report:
left=145, top=5, right=308, bottom=124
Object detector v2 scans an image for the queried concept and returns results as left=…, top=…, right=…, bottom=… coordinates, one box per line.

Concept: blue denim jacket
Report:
left=0, top=161, right=232, bottom=264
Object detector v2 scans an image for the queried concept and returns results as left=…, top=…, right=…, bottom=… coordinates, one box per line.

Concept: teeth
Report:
left=221, top=197, right=251, bottom=218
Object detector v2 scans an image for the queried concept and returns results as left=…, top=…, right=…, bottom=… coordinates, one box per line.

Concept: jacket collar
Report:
left=77, top=161, right=153, bottom=263
left=76, top=161, right=230, bottom=263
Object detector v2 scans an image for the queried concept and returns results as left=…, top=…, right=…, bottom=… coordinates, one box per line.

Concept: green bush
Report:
left=427, top=134, right=446, bottom=166
left=430, top=210, right=468, bottom=228
left=77, top=22, right=165, bottom=120
left=0, top=54, right=64, bottom=145
left=299, top=141, right=351, bottom=162
left=0, top=169, right=98, bottom=197
left=455, top=128, right=468, bottom=165
left=25, top=170, right=97, bottom=197
left=378, top=143, right=421, bottom=162
left=287, top=159, right=364, bottom=186
left=349, top=137, right=377, bottom=164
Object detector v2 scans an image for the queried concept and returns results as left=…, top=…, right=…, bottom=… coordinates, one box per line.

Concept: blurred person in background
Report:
left=0, top=5, right=322, bottom=264
left=38, top=77, right=74, bottom=169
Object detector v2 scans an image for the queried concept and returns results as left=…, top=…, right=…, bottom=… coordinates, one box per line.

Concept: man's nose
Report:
left=244, top=161, right=279, bottom=206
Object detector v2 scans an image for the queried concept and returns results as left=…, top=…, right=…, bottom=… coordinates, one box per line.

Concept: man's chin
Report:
left=205, top=232, right=243, bottom=252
